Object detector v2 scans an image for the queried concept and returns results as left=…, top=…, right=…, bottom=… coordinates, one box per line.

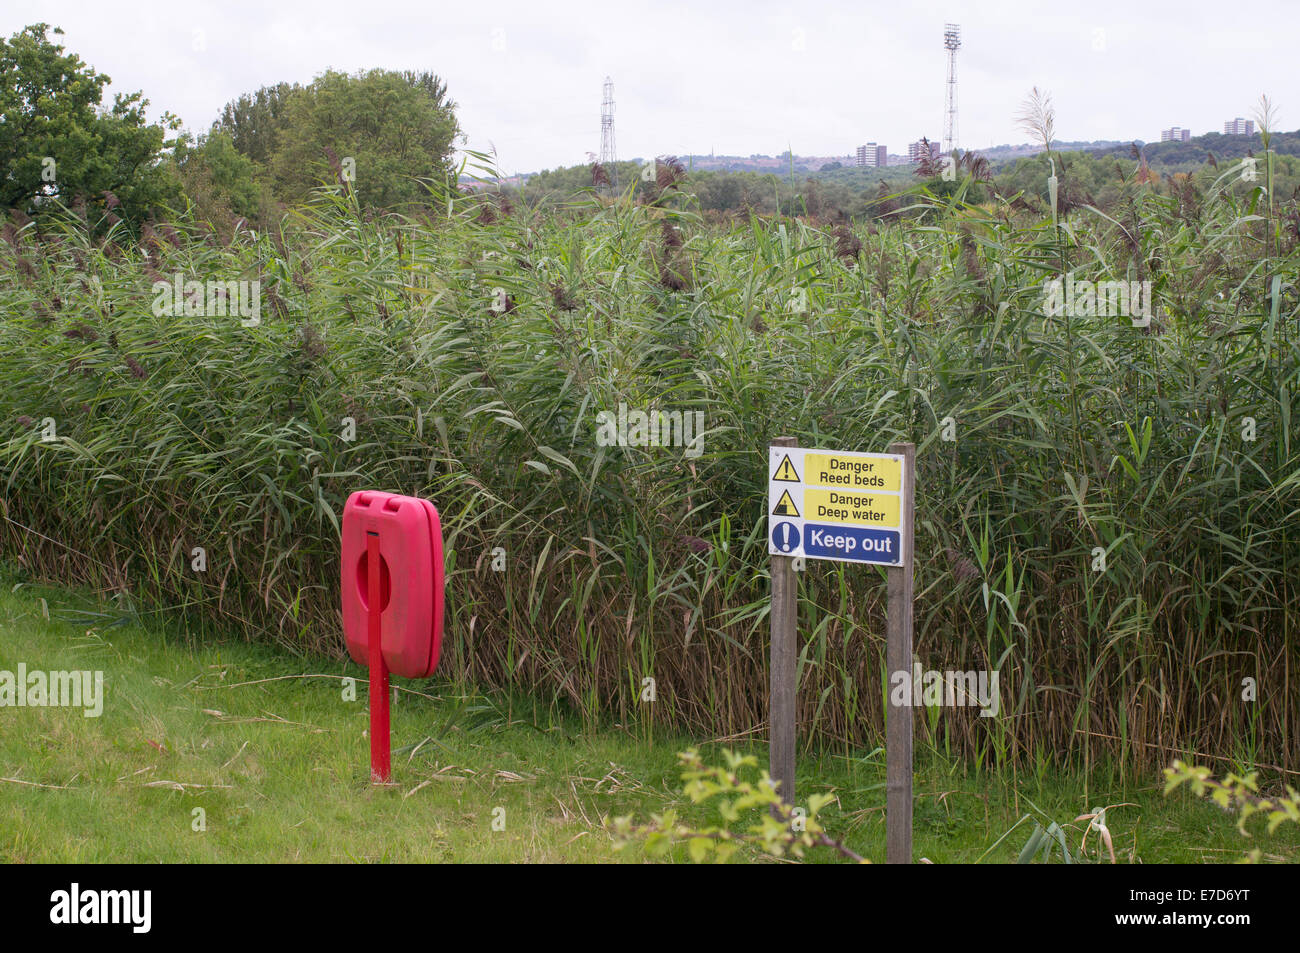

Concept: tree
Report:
left=695, top=171, right=742, bottom=212
left=214, top=82, right=299, bottom=167
left=268, top=69, right=462, bottom=209
left=172, top=129, right=270, bottom=228
left=0, top=23, right=183, bottom=221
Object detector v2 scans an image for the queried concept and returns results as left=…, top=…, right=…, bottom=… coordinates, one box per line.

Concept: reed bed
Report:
left=1, top=175, right=1297, bottom=774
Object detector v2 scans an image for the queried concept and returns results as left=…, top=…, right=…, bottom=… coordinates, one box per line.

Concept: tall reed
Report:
left=1, top=173, right=1297, bottom=774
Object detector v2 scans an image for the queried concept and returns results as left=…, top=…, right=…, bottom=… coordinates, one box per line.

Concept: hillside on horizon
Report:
left=505, top=129, right=1297, bottom=183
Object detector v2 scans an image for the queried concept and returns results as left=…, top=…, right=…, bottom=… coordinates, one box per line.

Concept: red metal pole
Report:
left=367, top=531, right=390, bottom=783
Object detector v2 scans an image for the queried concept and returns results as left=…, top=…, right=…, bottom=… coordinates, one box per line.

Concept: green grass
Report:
left=0, top=573, right=676, bottom=863
left=2, top=572, right=1295, bottom=863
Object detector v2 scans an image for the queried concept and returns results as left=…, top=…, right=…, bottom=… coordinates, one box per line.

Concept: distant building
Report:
left=908, top=140, right=941, bottom=163
left=856, top=143, right=887, bottom=167
left=1223, top=118, right=1255, bottom=135
left=1160, top=127, right=1192, bottom=142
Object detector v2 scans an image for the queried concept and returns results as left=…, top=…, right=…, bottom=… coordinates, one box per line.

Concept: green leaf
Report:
left=1018, top=824, right=1046, bottom=864
left=688, top=837, right=712, bottom=863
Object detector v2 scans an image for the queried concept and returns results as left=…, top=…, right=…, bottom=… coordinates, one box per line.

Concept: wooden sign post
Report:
left=885, top=441, right=915, bottom=864
left=767, top=439, right=915, bottom=861
left=769, top=436, right=798, bottom=805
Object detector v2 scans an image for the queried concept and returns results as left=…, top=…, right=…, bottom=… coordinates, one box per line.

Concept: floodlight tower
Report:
left=599, top=76, right=618, bottom=192
left=943, top=24, right=961, bottom=155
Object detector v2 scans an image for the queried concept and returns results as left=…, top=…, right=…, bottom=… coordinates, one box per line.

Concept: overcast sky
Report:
left=12, top=0, right=1293, bottom=174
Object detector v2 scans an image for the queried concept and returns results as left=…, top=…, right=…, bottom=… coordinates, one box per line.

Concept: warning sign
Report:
left=772, top=455, right=801, bottom=482
left=803, top=453, right=900, bottom=492
left=803, top=487, right=899, bottom=528
left=767, top=445, right=906, bottom=565
left=772, top=489, right=800, bottom=517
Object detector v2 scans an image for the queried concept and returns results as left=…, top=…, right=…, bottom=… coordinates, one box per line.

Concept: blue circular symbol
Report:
left=771, top=521, right=800, bottom=553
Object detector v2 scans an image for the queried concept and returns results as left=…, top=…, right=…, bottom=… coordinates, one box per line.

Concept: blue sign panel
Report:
left=803, top=523, right=901, bottom=565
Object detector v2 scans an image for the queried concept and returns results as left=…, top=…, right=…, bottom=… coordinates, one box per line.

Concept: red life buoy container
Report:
left=341, top=490, right=445, bottom=678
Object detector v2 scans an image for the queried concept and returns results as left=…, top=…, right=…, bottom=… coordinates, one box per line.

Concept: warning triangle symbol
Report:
left=772, top=454, right=800, bottom=482
left=772, top=490, right=800, bottom=518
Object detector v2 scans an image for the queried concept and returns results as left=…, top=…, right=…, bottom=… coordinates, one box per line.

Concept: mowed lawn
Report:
left=1, top=571, right=1296, bottom=864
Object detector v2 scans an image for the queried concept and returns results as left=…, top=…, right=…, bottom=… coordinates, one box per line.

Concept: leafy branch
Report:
left=610, top=748, right=868, bottom=863
left=1164, top=759, right=1300, bottom=862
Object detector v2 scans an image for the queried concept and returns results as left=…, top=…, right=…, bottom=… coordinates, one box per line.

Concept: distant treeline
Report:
left=507, top=129, right=1300, bottom=224
left=1087, top=129, right=1300, bottom=169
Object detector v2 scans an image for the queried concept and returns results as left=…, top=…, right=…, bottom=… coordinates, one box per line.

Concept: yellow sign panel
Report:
left=804, top=453, right=901, bottom=492
left=803, top=488, right=900, bottom=528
